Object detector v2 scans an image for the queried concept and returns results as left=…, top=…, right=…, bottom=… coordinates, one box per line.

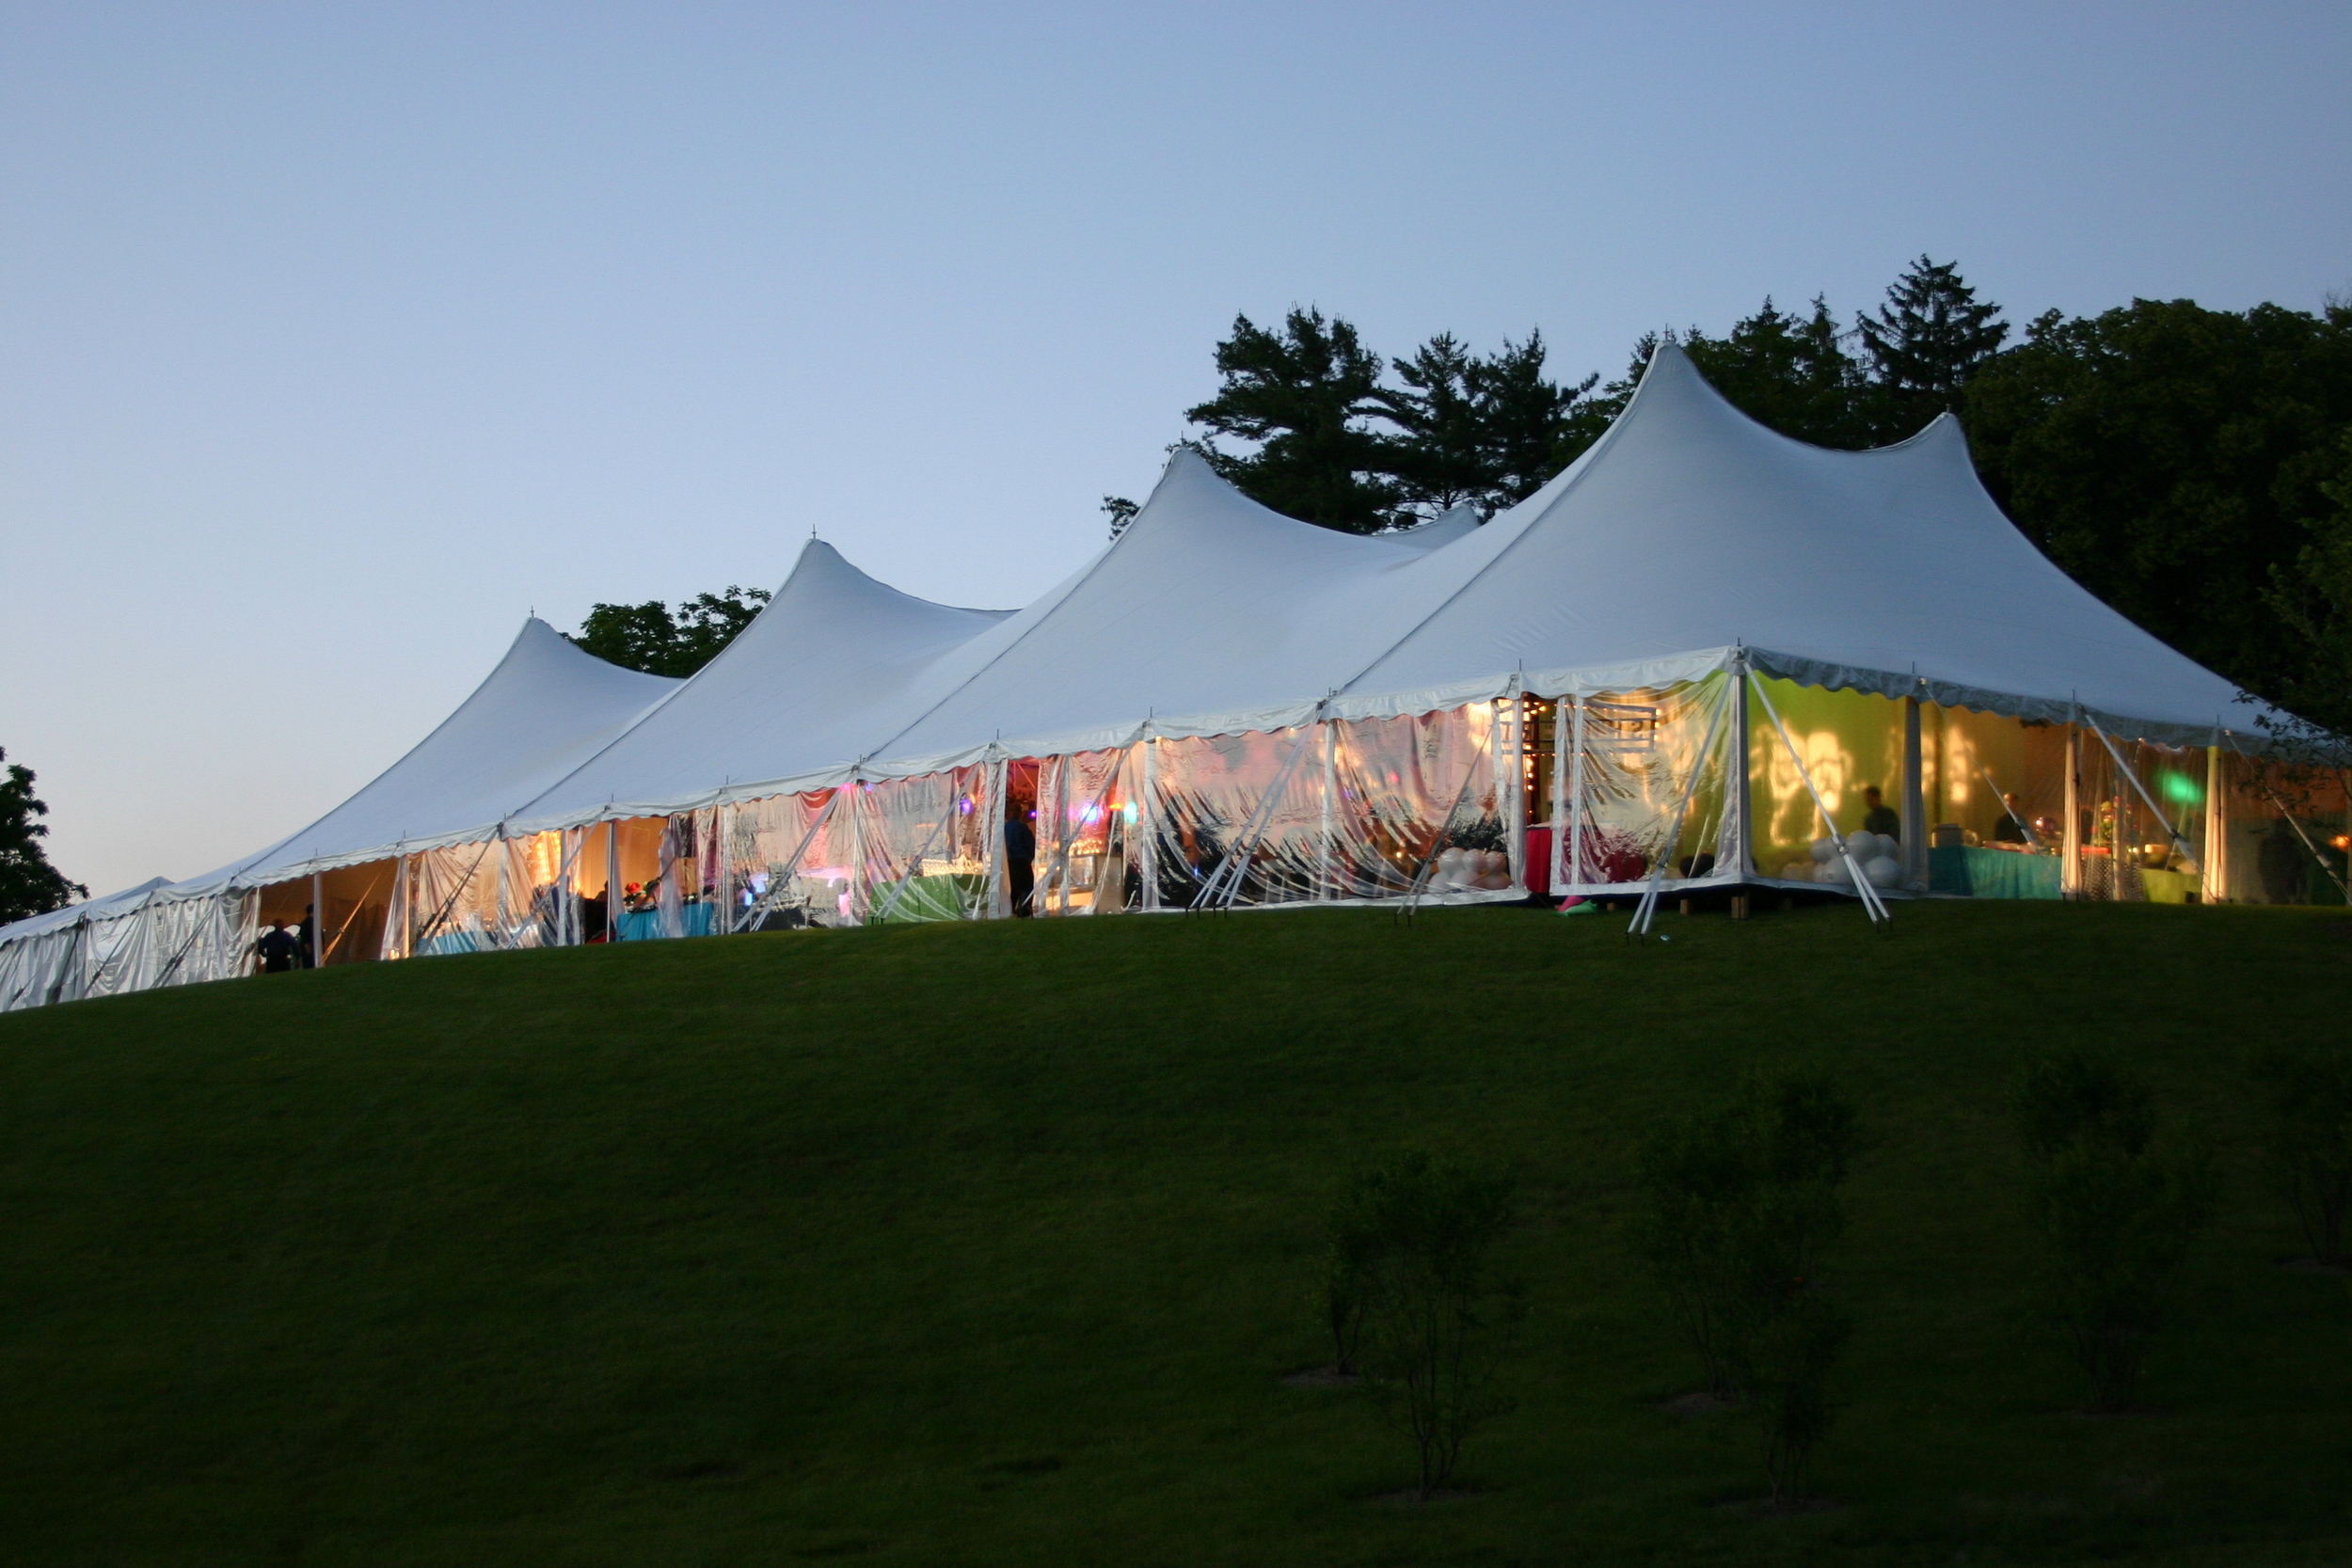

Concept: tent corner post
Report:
left=2203, top=741, right=2228, bottom=904
left=1902, top=693, right=1927, bottom=890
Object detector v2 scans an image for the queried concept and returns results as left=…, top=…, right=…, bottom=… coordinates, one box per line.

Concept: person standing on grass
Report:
left=255, top=925, right=300, bottom=974
left=1005, top=790, right=1037, bottom=917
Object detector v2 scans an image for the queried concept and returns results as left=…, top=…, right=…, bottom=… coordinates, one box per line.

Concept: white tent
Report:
left=4, top=346, right=2303, bottom=1006
left=1, top=622, right=681, bottom=1006
left=507, top=539, right=1011, bottom=829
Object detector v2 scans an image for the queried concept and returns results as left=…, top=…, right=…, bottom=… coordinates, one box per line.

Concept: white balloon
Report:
left=1864, top=854, right=1902, bottom=888
left=1810, top=837, right=1837, bottom=863
left=1815, top=859, right=1852, bottom=884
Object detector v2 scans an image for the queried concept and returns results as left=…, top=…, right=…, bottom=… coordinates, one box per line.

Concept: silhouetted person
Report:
left=1993, top=791, right=2029, bottom=845
left=2259, top=816, right=2305, bottom=905
left=1005, top=797, right=1037, bottom=917
left=295, top=904, right=317, bottom=968
left=1860, top=785, right=1899, bottom=839
left=256, top=925, right=300, bottom=974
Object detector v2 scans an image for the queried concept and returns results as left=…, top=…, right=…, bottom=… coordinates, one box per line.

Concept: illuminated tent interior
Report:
left=6, top=347, right=2342, bottom=1009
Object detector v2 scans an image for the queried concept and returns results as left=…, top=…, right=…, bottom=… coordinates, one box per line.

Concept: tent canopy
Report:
left=210, top=619, right=682, bottom=884
left=4, top=341, right=2276, bottom=940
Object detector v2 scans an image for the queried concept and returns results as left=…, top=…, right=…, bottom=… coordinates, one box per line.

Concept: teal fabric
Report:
left=616, top=903, right=717, bottom=942
left=1930, top=846, right=2062, bottom=900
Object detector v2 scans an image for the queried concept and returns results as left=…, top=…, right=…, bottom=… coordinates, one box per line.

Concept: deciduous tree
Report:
left=569, top=585, right=771, bottom=677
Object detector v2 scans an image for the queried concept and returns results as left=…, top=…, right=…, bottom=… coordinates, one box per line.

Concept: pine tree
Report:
left=1682, top=297, right=1869, bottom=448
left=0, top=748, right=87, bottom=925
left=1857, top=256, right=2009, bottom=437
left=1464, top=332, right=1602, bottom=509
left=1184, top=309, right=1401, bottom=533
left=1379, top=330, right=1602, bottom=517
left=1378, top=332, right=1488, bottom=515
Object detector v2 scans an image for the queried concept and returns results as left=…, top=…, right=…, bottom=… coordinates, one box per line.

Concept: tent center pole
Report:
left=310, top=870, right=324, bottom=970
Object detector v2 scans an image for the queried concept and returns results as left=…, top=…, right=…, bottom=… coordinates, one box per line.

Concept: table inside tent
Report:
left=1929, top=846, right=2063, bottom=900
left=615, top=903, right=717, bottom=942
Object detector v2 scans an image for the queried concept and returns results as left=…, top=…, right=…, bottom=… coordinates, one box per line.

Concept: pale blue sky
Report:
left=6, top=2, right=2348, bottom=896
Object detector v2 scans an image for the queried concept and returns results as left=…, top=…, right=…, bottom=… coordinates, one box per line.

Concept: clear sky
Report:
left=6, top=1, right=2348, bottom=898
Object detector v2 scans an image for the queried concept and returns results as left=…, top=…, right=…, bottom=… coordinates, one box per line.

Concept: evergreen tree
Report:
left=1682, top=297, right=1869, bottom=448
left=0, top=748, right=87, bottom=925
left=1463, top=332, right=1603, bottom=509
left=1378, top=332, right=1489, bottom=515
left=1857, top=256, right=2010, bottom=438
left=1376, top=330, right=1600, bottom=518
left=568, top=585, right=771, bottom=677
left=1184, top=309, right=1402, bottom=533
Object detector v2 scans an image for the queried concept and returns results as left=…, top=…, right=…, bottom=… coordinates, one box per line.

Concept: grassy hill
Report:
left=0, top=900, right=2346, bottom=1565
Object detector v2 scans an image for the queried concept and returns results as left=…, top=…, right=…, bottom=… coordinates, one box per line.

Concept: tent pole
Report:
left=2204, top=740, right=2227, bottom=903
left=1565, top=696, right=1586, bottom=894
left=1316, top=720, right=1335, bottom=903
left=983, top=756, right=1002, bottom=921
left=1903, top=695, right=1927, bottom=890
left=310, top=870, right=325, bottom=970
left=2062, top=727, right=2082, bottom=898
left=1139, top=735, right=1159, bottom=913
left=712, top=807, right=729, bottom=935
left=849, top=775, right=866, bottom=925
left=1730, top=657, right=1752, bottom=881
left=1503, top=683, right=1525, bottom=894
left=1548, top=696, right=1569, bottom=897
left=607, top=820, right=622, bottom=941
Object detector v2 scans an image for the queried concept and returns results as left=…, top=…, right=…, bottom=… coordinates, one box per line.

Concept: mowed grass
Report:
left=0, top=900, right=2347, bottom=1566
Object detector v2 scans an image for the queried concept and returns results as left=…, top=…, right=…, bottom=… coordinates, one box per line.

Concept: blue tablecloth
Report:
left=1930, top=845, right=2062, bottom=900
left=614, top=903, right=716, bottom=942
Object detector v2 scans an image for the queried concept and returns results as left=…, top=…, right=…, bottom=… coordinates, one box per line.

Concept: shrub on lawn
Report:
left=2252, top=1048, right=2352, bottom=1267
left=2015, top=1053, right=2215, bottom=1413
left=1750, top=1286, right=1851, bottom=1506
left=1632, top=1070, right=1859, bottom=1402
left=1338, top=1150, right=1521, bottom=1498
left=1317, top=1171, right=1383, bottom=1377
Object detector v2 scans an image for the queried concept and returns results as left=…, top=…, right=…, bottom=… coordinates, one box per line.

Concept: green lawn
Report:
left=0, top=900, right=2346, bottom=1565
